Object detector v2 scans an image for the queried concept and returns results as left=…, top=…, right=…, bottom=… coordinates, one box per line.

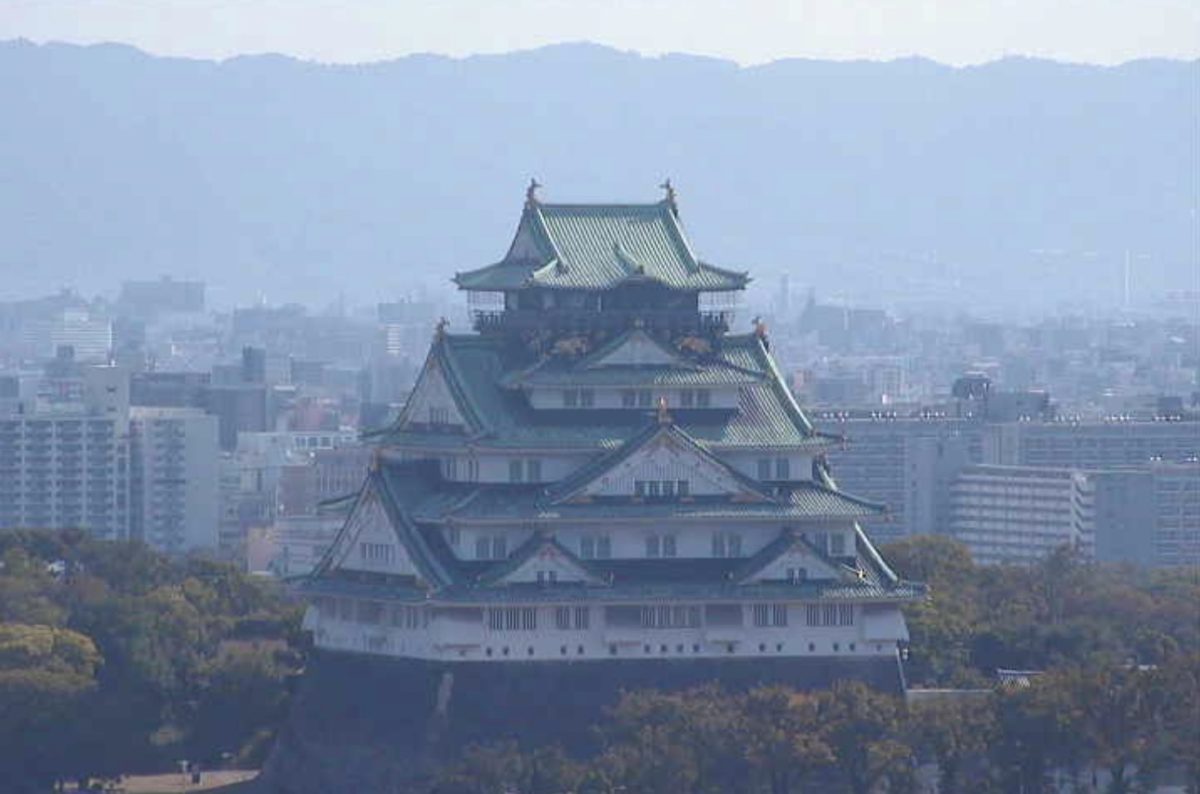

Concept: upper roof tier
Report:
left=454, top=197, right=749, bottom=293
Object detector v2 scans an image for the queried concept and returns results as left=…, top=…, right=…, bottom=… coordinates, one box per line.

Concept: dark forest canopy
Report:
left=0, top=529, right=303, bottom=792
left=1, top=530, right=1197, bottom=791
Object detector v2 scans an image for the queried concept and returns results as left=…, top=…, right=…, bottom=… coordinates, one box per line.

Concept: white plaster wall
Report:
left=307, top=598, right=907, bottom=663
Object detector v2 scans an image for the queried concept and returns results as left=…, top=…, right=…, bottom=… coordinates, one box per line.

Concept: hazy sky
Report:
left=2, top=0, right=1197, bottom=65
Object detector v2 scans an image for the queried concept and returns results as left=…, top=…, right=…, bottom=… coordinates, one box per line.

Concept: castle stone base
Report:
left=260, top=650, right=905, bottom=794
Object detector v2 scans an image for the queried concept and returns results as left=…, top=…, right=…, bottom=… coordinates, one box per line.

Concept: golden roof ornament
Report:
left=525, top=178, right=542, bottom=208
left=660, top=178, right=678, bottom=215
left=657, top=396, right=672, bottom=425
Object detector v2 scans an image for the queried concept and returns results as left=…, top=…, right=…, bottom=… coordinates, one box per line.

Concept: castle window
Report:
left=429, top=406, right=450, bottom=426
left=634, top=480, right=646, bottom=497
left=580, top=389, right=595, bottom=407
left=637, top=389, right=653, bottom=407
left=830, top=533, right=847, bottom=556
left=696, top=390, right=711, bottom=408
left=580, top=536, right=595, bottom=559
left=526, top=460, right=542, bottom=481
left=492, top=536, right=508, bottom=559
left=647, top=481, right=661, bottom=498
left=536, top=570, right=558, bottom=585
left=757, top=458, right=772, bottom=479
left=574, top=606, right=590, bottom=629
left=645, top=535, right=661, bottom=558
left=475, top=537, right=490, bottom=559
left=787, top=567, right=808, bottom=584
left=680, top=389, right=695, bottom=407
left=662, top=534, right=677, bottom=558
left=360, top=542, right=395, bottom=564
left=661, top=480, right=676, bottom=498
left=805, top=604, right=821, bottom=626
left=823, top=604, right=838, bottom=626
left=712, top=532, right=743, bottom=558
left=555, top=606, right=571, bottom=630
left=562, top=389, right=578, bottom=408
left=509, top=460, right=524, bottom=483
left=621, top=390, right=636, bottom=408
left=774, top=457, right=790, bottom=479
left=838, top=604, right=855, bottom=626
left=773, top=604, right=788, bottom=626
left=597, top=536, right=612, bottom=558
left=677, top=480, right=690, bottom=497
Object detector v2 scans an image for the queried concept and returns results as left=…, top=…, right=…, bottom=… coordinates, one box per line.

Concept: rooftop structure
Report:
left=299, top=187, right=921, bottom=687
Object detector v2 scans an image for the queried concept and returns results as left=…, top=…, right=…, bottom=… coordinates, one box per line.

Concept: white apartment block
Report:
left=950, top=465, right=1095, bottom=565
left=130, top=407, right=219, bottom=553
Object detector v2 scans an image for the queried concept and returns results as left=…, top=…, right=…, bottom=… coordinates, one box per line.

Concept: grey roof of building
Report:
left=454, top=202, right=748, bottom=293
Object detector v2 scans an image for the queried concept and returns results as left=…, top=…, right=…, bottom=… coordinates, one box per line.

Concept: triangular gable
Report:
left=735, top=531, right=847, bottom=585
left=481, top=536, right=605, bottom=586
left=394, top=341, right=474, bottom=432
left=584, top=328, right=689, bottom=369
left=327, top=481, right=427, bottom=582
left=555, top=423, right=769, bottom=503
left=504, top=207, right=555, bottom=263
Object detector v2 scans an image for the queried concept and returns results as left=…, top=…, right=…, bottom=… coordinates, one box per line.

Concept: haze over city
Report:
left=1, top=2, right=1197, bottom=793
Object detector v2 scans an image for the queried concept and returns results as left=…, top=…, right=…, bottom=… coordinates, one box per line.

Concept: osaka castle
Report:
left=298, top=182, right=922, bottom=696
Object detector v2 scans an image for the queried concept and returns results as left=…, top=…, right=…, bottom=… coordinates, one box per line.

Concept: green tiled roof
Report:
left=303, top=576, right=925, bottom=605
left=454, top=202, right=748, bottom=292
left=407, top=481, right=884, bottom=524
left=383, top=333, right=832, bottom=452
left=546, top=420, right=772, bottom=504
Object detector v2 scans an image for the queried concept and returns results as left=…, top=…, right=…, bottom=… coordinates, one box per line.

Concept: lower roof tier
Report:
left=380, top=332, right=833, bottom=452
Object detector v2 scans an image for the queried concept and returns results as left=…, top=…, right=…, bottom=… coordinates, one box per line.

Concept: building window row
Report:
left=679, top=389, right=712, bottom=408
left=359, top=542, right=395, bottom=564
left=554, top=606, right=591, bottom=630
left=487, top=607, right=538, bottom=631
left=621, top=389, right=655, bottom=408
left=757, top=457, right=792, bottom=480
left=640, top=605, right=701, bottom=629
left=579, top=535, right=612, bottom=559
left=508, top=459, right=542, bottom=483
left=805, top=603, right=855, bottom=627
left=634, top=479, right=690, bottom=499
left=561, top=388, right=596, bottom=408
left=645, top=533, right=677, bottom=558
left=712, top=531, right=743, bottom=557
left=752, top=603, right=789, bottom=627
left=474, top=535, right=509, bottom=560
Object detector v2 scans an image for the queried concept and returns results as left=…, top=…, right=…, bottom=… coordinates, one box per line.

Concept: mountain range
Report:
left=0, top=40, right=1195, bottom=313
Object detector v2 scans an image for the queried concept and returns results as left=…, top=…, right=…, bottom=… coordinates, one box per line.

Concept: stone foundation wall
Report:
left=260, top=651, right=905, bottom=794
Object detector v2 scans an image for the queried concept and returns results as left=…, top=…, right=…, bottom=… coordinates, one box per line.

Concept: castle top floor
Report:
left=455, top=183, right=747, bottom=337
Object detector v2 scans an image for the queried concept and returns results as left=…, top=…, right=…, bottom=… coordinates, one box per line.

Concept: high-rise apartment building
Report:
left=129, top=407, right=219, bottom=553
left=949, top=465, right=1094, bottom=565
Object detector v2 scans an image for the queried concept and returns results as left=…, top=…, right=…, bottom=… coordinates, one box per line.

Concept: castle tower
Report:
left=281, top=188, right=923, bottom=783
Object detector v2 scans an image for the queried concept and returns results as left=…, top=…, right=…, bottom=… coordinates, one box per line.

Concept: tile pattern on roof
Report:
left=455, top=202, right=748, bottom=292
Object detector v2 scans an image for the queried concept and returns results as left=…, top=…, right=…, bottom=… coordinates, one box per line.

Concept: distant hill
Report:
left=0, top=40, right=1195, bottom=311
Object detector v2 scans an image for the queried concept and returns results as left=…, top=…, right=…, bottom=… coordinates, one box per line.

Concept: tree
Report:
left=739, top=686, right=833, bottom=794
left=908, top=695, right=997, bottom=793
left=818, top=681, right=913, bottom=794
left=0, top=624, right=101, bottom=792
